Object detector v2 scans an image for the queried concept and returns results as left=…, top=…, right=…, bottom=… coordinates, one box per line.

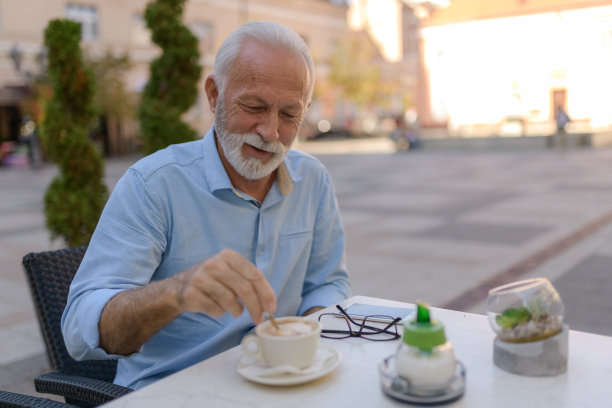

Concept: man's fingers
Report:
left=250, top=275, right=276, bottom=316
left=202, top=279, right=245, bottom=318
left=179, top=280, right=226, bottom=316
left=178, top=249, right=277, bottom=323
left=223, top=277, right=264, bottom=322
left=223, top=250, right=277, bottom=315
left=221, top=249, right=263, bottom=280
left=212, top=261, right=269, bottom=324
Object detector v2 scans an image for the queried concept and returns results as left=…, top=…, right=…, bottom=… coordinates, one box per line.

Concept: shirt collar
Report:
left=202, top=126, right=296, bottom=196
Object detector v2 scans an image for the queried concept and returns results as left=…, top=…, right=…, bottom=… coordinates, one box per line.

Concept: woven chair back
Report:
left=22, top=247, right=118, bottom=383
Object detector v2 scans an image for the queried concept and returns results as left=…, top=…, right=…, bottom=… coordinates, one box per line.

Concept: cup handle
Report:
left=241, top=334, right=264, bottom=362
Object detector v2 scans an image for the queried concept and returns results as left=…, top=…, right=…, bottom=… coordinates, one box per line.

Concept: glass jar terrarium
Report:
left=487, top=277, right=564, bottom=342
left=487, top=278, right=568, bottom=376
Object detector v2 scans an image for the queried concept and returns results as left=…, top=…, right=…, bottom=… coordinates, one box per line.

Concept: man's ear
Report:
left=204, top=75, right=219, bottom=113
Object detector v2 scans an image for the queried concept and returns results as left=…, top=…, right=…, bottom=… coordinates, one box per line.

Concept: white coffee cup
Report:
left=241, top=317, right=322, bottom=368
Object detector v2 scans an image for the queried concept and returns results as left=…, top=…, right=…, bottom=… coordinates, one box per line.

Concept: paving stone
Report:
left=0, top=353, right=63, bottom=401
left=554, top=255, right=612, bottom=337
left=419, top=221, right=551, bottom=246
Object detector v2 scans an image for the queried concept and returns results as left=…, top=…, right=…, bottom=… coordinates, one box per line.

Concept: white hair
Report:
left=212, top=21, right=315, bottom=104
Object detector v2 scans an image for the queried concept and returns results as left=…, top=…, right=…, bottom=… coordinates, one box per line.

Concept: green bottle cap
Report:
left=402, top=302, right=447, bottom=351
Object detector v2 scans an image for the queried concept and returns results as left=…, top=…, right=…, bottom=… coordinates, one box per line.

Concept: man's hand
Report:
left=99, top=249, right=277, bottom=355
left=172, top=249, right=277, bottom=324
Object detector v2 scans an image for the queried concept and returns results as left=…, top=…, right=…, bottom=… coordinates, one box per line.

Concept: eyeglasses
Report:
left=317, top=305, right=401, bottom=341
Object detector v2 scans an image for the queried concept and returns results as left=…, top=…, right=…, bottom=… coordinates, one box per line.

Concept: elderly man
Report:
left=62, top=21, right=351, bottom=389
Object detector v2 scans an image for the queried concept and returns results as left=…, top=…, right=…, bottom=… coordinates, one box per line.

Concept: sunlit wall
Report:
left=348, top=0, right=403, bottom=62
left=420, top=5, right=612, bottom=136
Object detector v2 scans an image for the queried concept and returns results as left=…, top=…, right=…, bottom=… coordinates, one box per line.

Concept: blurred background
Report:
left=1, top=0, right=611, bottom=163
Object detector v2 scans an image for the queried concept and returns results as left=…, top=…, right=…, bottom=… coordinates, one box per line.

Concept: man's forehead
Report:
left=239, top=93, right=304, bottom=111
left=228, top=40, right=310, bottom=98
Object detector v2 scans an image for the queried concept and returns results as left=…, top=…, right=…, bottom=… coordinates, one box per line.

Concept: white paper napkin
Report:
left=239, top=347, right=335, bottom=378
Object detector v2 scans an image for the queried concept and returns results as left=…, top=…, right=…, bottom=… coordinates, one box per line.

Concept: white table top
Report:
left=102, top=296, right=612, bottom=407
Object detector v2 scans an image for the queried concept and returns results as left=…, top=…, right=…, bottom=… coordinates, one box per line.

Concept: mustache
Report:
left=241, top=133, right=287, bottom=155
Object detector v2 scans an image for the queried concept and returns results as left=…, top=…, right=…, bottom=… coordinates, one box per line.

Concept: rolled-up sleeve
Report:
left=61, top=168, right=167, bottom=361
left=61, top=288, right=125, bottom=360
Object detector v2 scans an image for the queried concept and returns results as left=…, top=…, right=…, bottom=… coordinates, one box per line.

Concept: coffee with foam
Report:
left=242, top=316, right=322, bottom=368
left=261, top=318, right=317, bottom=337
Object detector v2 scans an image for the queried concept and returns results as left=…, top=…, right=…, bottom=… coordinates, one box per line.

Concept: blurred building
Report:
left=346, top=0, right=421, bottom=133
left=345, top=0, right=448, bottom=136
left=0, top=0, right=349, bottom=155
left=416, top=0, right=612, bottom=139
left=6, top=0, right=605, bottom=152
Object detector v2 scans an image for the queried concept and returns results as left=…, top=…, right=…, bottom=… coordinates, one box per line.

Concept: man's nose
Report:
left=256, top=111, right=280, bottom=142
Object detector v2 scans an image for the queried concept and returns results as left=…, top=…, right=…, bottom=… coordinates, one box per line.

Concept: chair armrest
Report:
left=34, top=370, right=132, bottom=407
left=0, top=389, right=75, bottom=408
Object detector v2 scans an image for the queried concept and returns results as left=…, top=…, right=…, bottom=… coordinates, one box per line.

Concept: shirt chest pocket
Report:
left=275, top=229, right=313, bottom=273
left=279, top=229, right=312, bottom=239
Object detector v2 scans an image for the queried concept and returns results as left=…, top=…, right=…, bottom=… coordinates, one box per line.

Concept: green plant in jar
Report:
left=495, top=296, right=562, bottom=342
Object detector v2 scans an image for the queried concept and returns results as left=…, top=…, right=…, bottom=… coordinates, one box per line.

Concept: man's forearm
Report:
left=99, top=278, right=182, bottom=356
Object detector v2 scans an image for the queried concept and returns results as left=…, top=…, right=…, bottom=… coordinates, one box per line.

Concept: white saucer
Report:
left=237, top=343, right=341, bottom=386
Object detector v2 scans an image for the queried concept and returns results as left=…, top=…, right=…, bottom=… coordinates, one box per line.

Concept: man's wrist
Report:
left=303, top=306, right=324, bottom=316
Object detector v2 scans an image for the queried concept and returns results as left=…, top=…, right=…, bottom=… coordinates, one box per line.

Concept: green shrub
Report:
left=139, top=0, right=202, bottom=154
left=41, top=19, right=108, bottom=246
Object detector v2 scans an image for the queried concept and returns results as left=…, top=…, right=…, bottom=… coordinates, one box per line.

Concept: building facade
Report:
left=416, top=0, right=612, bottom=138
left=0, top=0, right=349, bottom=154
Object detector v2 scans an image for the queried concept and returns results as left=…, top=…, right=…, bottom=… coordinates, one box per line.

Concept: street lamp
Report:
left=36, top=47, right=48, bottom=71
left=10, top=44, right=22, bottom=72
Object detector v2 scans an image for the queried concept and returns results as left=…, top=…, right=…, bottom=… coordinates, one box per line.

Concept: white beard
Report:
left=215, top=99, right=289, bottom=181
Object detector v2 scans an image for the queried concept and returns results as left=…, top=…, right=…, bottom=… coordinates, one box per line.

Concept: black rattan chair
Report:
left=0, top=390, right=75, bottom=408
left=22, top=247, right=132, bottom=407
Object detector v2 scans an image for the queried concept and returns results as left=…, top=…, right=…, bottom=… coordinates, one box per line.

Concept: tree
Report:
left=86, top=51, right=137, bottom=155
left=139, top=0, right=202, bottom=155
left=87, top=51, right=135, bottom=120
left=327, top=33, right=385, bottom=108
left=41, top=19, right=108, bottom=246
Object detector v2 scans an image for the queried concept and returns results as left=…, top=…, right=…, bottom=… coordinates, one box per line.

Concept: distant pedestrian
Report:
left=19, top=116, right=42, bottom=169
left=554, top=106, right=571, bottom=150
left=555, top=106, right=570, bottom=132
left=390, top=113, right=420, bottom=151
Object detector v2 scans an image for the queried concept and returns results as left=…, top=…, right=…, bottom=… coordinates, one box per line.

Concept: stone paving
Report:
left=2, top=137, right=612, bottom=399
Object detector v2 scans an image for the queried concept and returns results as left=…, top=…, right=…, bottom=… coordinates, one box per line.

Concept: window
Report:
left=189, top=21, right=214, bottom=54
left=132, top=14, right=150, bottom=46
left=65, top=4, right=98, bottom=42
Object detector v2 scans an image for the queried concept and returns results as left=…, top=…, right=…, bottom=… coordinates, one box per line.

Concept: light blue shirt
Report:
left=61, top=127, right=351, bottom=389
